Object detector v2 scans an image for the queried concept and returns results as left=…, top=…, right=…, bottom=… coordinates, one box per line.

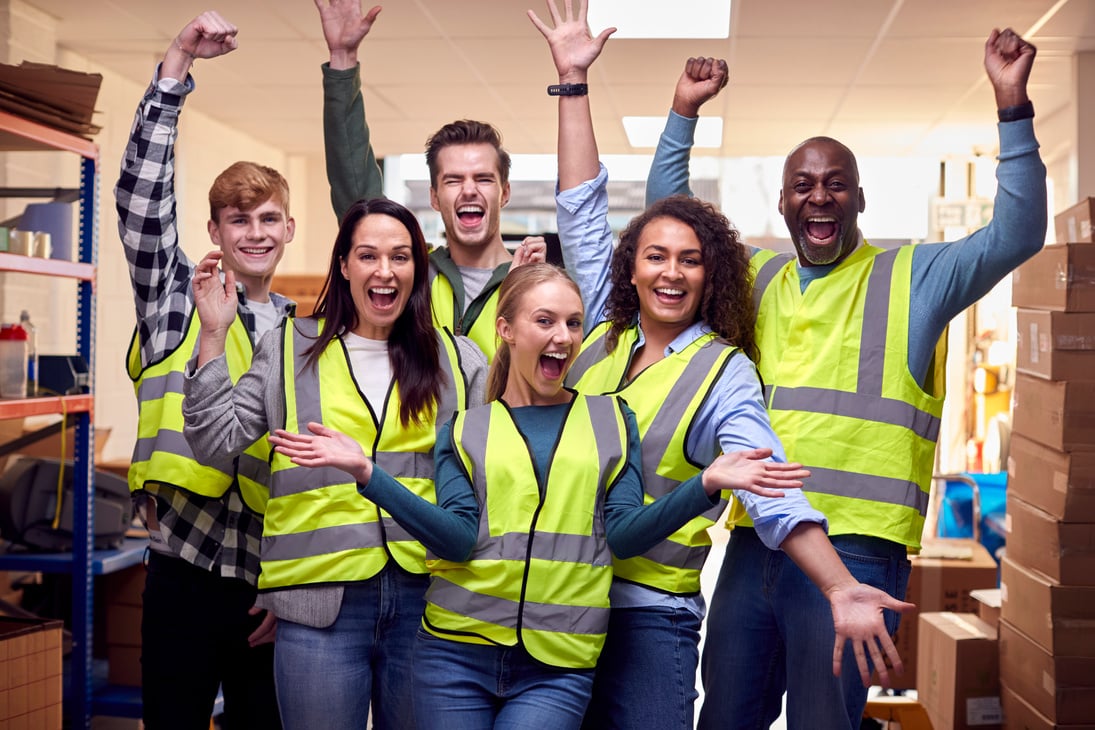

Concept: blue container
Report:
left=937, top=471, right=1007, bottom=563
left=19, top=202, right=73, bottom=261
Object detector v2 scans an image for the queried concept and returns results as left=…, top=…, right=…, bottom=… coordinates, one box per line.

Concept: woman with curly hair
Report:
left=532, top=2, right=912, bottom=729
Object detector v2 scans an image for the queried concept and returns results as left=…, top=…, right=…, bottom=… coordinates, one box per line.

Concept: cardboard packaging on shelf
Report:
left=1010, top=374, right=1095, bottom=453
left=1012, top=243, right=1095, bottom=312
left=1008, top=434, right=1095, bottom=522
left=1004, top=494, right=1095, bottom=586
left=101, top=563, right=145, bottom=687
left=999, top=556, right=1095, bottom=657
left=998, top=620, right=1095, bottom=724
left=870, top=538, right=999, bottom=690
left=917, top=612, right=1001, bottom=730
left=969, top=588, right=1000, bottom=629
left=1054, top=196, right=1095, bottom=244
left=1016, top=309, right=1095, bottom=380
left=0, top=616, right=63, bottom=729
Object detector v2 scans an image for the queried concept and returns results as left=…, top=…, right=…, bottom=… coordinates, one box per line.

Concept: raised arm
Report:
left=115, top=12, right=239, bottom=366
left=315, top=0, right=385, bottom=220
left=646, top=57, right=728, bottom=206
left=528, top=0, right=615, bottom=191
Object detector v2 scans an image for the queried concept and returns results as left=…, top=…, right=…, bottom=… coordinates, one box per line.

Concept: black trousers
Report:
left=141, top=551, right=281, bottom=730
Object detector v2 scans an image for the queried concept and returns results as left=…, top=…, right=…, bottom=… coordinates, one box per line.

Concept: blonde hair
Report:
left=486, top=263, right=582, bottom=402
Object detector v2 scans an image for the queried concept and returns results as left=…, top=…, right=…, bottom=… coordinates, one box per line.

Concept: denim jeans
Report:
left=413, top=629, right=595, bottom=729
left=273, top=564, right=427, bottom=730
left=581, top=605, right=702, bottom=730
left=696, top=528, right=910, bottom=730
left=141, top=551, right=281, bottom=730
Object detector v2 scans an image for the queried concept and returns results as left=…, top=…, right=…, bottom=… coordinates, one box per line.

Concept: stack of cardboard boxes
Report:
left=1002, top=197, right=1095, bottom=729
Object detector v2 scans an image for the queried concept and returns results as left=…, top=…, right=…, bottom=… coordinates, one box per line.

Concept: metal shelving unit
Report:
left=0, top=110, right=118, bottom=727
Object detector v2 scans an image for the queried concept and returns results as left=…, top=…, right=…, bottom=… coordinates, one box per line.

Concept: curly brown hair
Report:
left=604, top=195, right=758, bottom=362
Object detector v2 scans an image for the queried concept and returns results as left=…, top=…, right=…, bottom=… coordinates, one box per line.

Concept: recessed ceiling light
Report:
left=588, top=0, right=731, bottom=39
left=623, top=116, right=723, bottom=149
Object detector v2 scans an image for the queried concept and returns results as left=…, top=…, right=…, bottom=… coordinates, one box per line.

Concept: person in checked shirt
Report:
left=115, top=10, right=289, bottom=729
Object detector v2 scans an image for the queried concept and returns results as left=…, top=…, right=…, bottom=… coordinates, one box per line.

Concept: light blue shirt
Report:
left=556, top=166, right=828, bottom=613
left=646, top=111, right=1048, bottom=387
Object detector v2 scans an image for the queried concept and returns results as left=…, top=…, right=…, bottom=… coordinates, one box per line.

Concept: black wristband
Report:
left=998, top=101, right=1034, bottom=123
left=548, top=83, right=588, bottom=97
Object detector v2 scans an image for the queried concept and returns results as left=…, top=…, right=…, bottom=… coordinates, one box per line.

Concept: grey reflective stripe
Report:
left=237, top=451, right=270, bottom=485
left=464, top=530, right=610, bottom=566
left=752, top=253, right=794, bottom=309
left=806, top=466, right=930, bottom=516
left=427, top=577, right=609, bottom=636
left=587, top=397, right=624, bottom=500
left=567, top=328, right=610, bottom=387
left=641, top=538, right=709, bottom=574
left=456, top=407, right=494, bottom=540
left=382, top=517, right=416, bottom=544
left=435, top=334, right=460, bottom=433
left=640, top=342, right=730, bottom=499
left=291, top=319, right=324, bottom=428
left=134, top=429, right=205, bottom=465
left=767, top=386, right=940, bottom=442
left=269, top=464, right=351, bottom=498
left=375, top=450, right=434, bottom=480
left=137, top=369, right=187, bottom=402
left=859, top=249, right=897, bottom=396
left=262, top=521, right=385, bottom=561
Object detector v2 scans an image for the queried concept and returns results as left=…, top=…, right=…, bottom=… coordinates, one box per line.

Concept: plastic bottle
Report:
left=0, top=323, right=28, bottom=398
left=19, top=310, right=36, bottom=397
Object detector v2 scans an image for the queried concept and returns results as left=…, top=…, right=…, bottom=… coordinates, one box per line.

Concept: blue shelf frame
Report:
left=0, top=121, right=104, bottom=727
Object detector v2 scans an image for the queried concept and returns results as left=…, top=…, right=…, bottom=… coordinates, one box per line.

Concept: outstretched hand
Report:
left=269, top=422, right=374, bottom=484
left=672, top=57, right=729, bottom=118
left=984, top=27, right=1036, bottom=109
left=829, top=583, right=915, bottom=688
left=314, top=0, right=382, bottom=69
left=701, top=447, right=806, bottom=498
left=528, top=0, right=616, bottom=83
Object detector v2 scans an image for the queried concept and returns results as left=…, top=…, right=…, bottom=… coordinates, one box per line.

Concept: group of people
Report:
left=117, top=1, right=1046, bottom=729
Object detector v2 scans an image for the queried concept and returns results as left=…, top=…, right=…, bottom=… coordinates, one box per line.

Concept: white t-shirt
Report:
left=341, top=331, right=391, bottom=414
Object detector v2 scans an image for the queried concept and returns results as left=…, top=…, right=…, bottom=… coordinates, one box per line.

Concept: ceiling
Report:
left=30, top=0, right=1095, bottom=160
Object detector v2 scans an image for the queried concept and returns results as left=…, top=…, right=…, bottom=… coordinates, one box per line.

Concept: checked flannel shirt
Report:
left=115, top=71, right=293, bottom=584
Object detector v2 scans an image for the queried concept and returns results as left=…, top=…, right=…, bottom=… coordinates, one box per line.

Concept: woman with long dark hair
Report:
left=183, top=197, right=487, bottom=729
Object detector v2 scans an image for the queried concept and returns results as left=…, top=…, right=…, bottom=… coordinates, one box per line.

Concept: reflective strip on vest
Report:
left=425, top=396, right=625, bottom=668
left=751, top=252, right=795, bottom=310
left=745, top=245, right=944, bottom=547
left=430, top=272, right=500, bottom=361
left=127, top=312, right=269, bottom=513
left=568, top=322, right=736, bottom=594
left=261, top=317, right=461, bottom=589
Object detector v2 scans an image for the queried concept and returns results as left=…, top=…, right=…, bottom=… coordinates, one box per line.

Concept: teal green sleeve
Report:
left=322, top=62, right=384, bottom=221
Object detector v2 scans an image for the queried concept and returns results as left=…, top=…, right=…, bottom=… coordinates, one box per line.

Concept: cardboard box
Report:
left=1011, top=374, right=1095, bottom=453
left=1001, top=682, right=1095, bottom=730
left=106, top=645, right=141, bottom=688
left=999, top=620, right=1095, bottom=724
left=1005, top=494, right=1095, bottom=585
left=1008, top=434, right=1095, bottom=522
left=102, top=564, right=145, bottom=607
left=0, top=617, right=63, bottom=729
left=871, top=538, right=1000, bottom=689
left=1012, top=244, right=1095, bottom=312
left=971, top=587, right=1001, bottom=629
left=918, top=612, right=1002, bottom=730
left=999, top=556, right=1095, bottom=656
left=1016, top=309, right=1095, bottom=380
left=1054, top=197, right=1095, bottom=244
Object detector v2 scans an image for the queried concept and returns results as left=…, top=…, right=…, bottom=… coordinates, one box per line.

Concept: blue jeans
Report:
left=582, top=605, right=701, bottom=730
left=141, top=551, right=281, bottom=730
left=413, top=629, right=595, bottom=729
left=696, top=528, right=910, bottom=730
left=273, top=564, right=427, bottom=730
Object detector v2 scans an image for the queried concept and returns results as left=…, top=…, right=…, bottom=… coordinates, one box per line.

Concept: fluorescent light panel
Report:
left=623, top=116, right=723, bottom=149
left=588, top=0, right=731, bottom=39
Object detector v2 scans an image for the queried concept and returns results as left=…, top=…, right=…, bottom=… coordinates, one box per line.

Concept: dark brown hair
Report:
left=303, top=198, right=440, bottom=427
left=425, top=120, right=511, bottom=188
left=605, top=195, right=758, bottom=362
